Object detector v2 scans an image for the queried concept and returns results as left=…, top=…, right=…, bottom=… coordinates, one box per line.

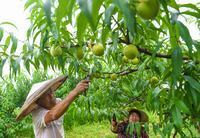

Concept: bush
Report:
left=0, top=71, right=48, bottom=137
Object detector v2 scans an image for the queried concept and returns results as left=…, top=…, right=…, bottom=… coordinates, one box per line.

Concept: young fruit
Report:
left=150, top=76, right=159, bottom=85
left=110, top=73, right=118, bottom=81
left=122, top=56, right=129, bottom=63
left=123, top=44, right=139, bottom=59
left=76, top=47, right=84, bottom=60
left=136, top=0, right=160, bottom=20
left=50, top=46, right=62, bottom=57
left=92, top=44, right=104, bottom=56
left=132, top=57, right=139, bottom=64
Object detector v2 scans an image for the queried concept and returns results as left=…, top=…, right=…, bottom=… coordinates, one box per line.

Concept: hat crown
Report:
left=27, top=80, right=50, bottom=100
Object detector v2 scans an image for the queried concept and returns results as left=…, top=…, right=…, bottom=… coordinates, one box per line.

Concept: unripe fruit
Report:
left=132, top=57, right=139, bottom=64
left=92, top=44, right=104, bottom=56
left=136, top=0, right=160, bottom=20
left=122, top=56, right=129, bottom=63
left=93, top=73, right=101, bottom=78
left=110, top=73, right=117, bottom=81
left=123, top=44, right=139, bottom=59
left=50, top=46, right=62, bottom=57
left=150, top=76, right=159, bottom=85
left=76, top=47, right=84, bottom=60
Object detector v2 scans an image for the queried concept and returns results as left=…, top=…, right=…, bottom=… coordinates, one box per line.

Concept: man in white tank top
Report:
left=16, top=76, right=89, bottom=138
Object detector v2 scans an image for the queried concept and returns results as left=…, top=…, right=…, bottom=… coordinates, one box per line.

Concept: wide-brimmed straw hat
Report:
left=128, top=108, right=149, bottom=122
left=16, top=75, right=67, bottom=121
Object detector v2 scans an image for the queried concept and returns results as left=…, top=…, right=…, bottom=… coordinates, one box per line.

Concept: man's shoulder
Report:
left=32, top=105, right=48, bottom=116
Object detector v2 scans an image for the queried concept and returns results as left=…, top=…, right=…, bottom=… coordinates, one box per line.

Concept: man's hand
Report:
left=111, top=119, right=118, bottom=133
left=111, top=119, right=117, bottom=127
left=74, top=80, right=90, bottom=95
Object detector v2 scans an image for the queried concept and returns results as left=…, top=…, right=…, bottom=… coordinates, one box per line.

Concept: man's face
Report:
left=129, top=112, right=140, bottom=123
left=36, top=90, right=56, bottom=109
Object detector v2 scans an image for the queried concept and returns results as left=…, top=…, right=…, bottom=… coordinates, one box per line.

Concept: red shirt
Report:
left=114, top=121, right=149, bottom=138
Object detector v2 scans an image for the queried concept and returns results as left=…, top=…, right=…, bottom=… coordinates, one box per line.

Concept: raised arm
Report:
left=44, top=80, right=89, bottom=124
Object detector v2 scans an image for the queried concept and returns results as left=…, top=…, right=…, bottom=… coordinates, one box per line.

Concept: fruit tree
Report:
left=0, top=0, right=199, bottom=137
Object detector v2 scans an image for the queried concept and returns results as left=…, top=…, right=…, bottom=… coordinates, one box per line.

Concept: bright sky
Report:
left=0, top=0, right=30, bottom=41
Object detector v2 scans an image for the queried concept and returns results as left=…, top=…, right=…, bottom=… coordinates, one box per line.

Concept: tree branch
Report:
left=119, top=38, right=190, bottom=60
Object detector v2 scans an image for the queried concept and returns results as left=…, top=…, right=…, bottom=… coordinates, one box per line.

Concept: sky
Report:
left=0, top=0, right=30, bottom=41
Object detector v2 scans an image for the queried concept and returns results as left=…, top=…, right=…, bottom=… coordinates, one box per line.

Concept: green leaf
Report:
left=24, top=0, right=37, bottom=10
left=77, top=0, right=94, bottom=31
left=190, top=88, right=198, bottom=107
left=43, top=0, right=52, bottom=27
left=104, top=4, right=115, bottom=26
left=101, top=25, right=110, bottom=46
left=153, top=87, right=162, bottom=98
left=172, top=107, right=183, bottom=128
left=175, top=99, right=190, bottom=114
left=167, top=0, right=179, bottom=10
left=181, top=11, right=200, bottom=18
left=10, top=58, right=21, bottom=76
left=0, top=59, right=6, bottom=77
left=0, top=28, right=3, bottom=42
left=92, top=0, right=103, bottom=28
left=77, top=0, right=103, bottom=32
left=171, top=46, right=182, bottom=84
left=26, top=24, right=33, bottom=40
left=33, top=30, right=42, bottom=43
left=55, top=0, right=69, bottom=32
left=176, top=21, right=193, bottom=56
left=24, top=59, right=30, bottom=74
left=4, top=35, right=10, bottom=51
left=184, top=76, right=200, bottom=93
left=113, top=0, right=136, bottom=36
left=10, top=33, right=18, bottom=54
left=0, top=22, right=18, bottom=29
left=179, top=4, right=200, bottom=13
left=77, top=12, right=88, bottom=45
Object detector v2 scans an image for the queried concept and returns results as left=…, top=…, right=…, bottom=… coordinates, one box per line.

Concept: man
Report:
left=16, top=75, right=89, bottom=138
left=111, top=109, right=149, bottom=138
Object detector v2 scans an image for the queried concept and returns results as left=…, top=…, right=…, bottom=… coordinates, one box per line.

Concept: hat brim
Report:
left=128, top=108, right=149, bottom=122
left=16, top=75, right=67, bottom=121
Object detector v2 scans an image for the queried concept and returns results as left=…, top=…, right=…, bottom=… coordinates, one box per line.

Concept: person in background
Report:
left=111, top=109, right=149, bottom=138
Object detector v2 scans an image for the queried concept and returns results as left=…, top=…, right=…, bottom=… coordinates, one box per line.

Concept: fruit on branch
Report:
left=150, top=76, right=159, bottom=85
left=92, top=44, right=104, bottom=56
left=76, top=47, right=84, bottom=60
left=110, top=73, right=118, bottom=81
left=135, top=0, right=160, bottom=20
left=122, top=56, right=129, bottom=63
left=132, top=57, right=139, bottom=64
left=50, top=46, right=63, bottom=57
left=123, top=44, right=139, bottom=59
left=93, top=73, right=101, bottom=78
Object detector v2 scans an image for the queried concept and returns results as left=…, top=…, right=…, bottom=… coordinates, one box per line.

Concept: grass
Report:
left=65, top=121, right=115, bottom=138
left=15, top=117, right=200, bottom=138
left=65, top=120, right=200, bottom=138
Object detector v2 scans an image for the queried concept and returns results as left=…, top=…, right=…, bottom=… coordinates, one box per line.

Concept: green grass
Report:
left=15, top=119, right=200, bottom=138
left=65, top=121, right=115, bottom=138
left=65, top=121, right=200, bottom=138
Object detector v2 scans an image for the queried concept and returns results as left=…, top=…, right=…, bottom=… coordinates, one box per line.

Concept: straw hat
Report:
left=128, top=108, right=149, bottom=122
left=16, top=75, right=67, bottom=121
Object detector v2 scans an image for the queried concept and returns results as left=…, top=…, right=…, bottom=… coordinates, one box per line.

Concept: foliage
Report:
left=0, top=0, right=200, bottom=137
left=0, top=71, right=48, bottom=137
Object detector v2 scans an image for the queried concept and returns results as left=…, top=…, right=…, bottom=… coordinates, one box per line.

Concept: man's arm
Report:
left=44, top=80, right=89, bottom=124
left=111, top=119, right=118, bottom=133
